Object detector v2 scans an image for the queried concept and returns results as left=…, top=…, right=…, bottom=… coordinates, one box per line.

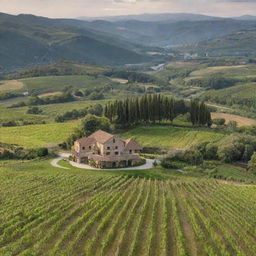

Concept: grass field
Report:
left=188, top=64, right=256, bottom=80
left=0, top=122, right=77, bottom=148
left=120, top=126, right=225, bottom=149
left=0, top=100, right=107, bottom=123
left=0, top=159, right=255, bottom=255
left=19, top=75, right=114, bottom=94
left=211, top=112, right=256, bottom=127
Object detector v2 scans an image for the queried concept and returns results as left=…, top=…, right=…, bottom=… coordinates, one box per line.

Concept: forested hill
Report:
left=81, top=18, right=256, bottom=47
left=0, top=13, right=151, bottom=73
left=180, top=29, right=256, bottom=57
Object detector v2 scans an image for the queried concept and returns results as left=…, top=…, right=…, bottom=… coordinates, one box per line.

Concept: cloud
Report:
left=0, top=0, right=256, bottom=18
left=223, top=0, right=256, bottom=1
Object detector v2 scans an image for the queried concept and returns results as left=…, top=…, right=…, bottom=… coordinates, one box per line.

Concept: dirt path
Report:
left=50, top=153, right=154, bottom=171
left=50, top=157, right=69, bottom=169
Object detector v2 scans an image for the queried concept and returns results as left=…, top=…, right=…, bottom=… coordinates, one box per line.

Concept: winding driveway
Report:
left=51, top=153, right=155, bottom=171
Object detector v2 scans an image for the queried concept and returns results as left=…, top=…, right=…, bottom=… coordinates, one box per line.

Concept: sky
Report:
left=1, top=0, right=256, bottom=18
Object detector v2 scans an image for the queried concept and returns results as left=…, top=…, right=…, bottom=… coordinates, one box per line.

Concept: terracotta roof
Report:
left=125, top=138, right=143, bottom=150
left=76, top=137, right=96, bottom=146
left=88, top=130, right=114, bottom=144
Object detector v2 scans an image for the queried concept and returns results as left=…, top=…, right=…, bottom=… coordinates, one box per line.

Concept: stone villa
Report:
left=71, top=130, right=143, bottom=168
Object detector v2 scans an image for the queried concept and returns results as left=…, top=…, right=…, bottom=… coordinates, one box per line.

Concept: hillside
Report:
left=79, top=13, right=222, bottom=22
left=83, top=19, right=256, bottom=47
left=201, top=82, right=256, bottom=110
left=0, top=13, right=151, bottom=72
left=5, top=61, right=107, bottom=79
left=181, top=29, right=256, bottom=57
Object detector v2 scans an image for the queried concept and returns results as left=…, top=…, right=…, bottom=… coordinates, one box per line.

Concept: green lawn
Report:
left=0, top=122, right=77, bottom=148
left=120, top=126, right=225, bottom=149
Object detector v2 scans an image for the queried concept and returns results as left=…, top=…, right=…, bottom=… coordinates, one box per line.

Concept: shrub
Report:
left=205, top=144, right=218, bottom=160
left=212, top=118, right=226, bottom=126
left=248, top=153, right=256, bottom=174
left=27, top=106, right=43, bottom=114
left=2, top=121, right=18, bottom=127
left=89, top=92, right=104, bottom=100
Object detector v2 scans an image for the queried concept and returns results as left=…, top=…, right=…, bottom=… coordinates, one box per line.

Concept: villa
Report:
left=71, top=130, right=143, bottom=168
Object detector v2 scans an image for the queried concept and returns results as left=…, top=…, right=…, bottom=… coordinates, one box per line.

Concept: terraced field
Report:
left=121, top=126, right=224, bottom=149
left=0, top=122, right=77, bottom=148
left=0, top=124, right=224, bottom=149
left=0, top=160, right=255, bottom=256
left=202, top=82, right=256, bottom=109
left=188, top=64, right=256, bottom=80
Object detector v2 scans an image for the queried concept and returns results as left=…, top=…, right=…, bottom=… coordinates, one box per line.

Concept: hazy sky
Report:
left=1, top=0, right=256, bottom=18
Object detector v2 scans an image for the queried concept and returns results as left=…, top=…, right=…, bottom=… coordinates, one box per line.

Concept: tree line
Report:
left=104, top=94, right=211, bottom=127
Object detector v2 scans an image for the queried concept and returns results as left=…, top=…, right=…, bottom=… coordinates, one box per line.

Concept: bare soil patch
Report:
left=110, top=78, right=128, bottom=84
left=39, top=91, right=62, bottom=97
left=211, top=112, right=256, bottom=127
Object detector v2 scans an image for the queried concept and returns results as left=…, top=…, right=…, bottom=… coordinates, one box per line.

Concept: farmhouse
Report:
left=71, top=130, right=143, bottom=168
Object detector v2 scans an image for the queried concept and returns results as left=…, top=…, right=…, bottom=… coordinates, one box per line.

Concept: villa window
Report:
left=113, top=138, right=115, bottom=143
left=115, top=152, right=119, bottom=155
left=89, top=146, right=91, bottom=150
left=129, top=150, right=132, bottom=154
left=106, top=152, right=110, bottom=155
left=115, top=146, right=118, bottom=149
left=82, top=147, right=85, bottom=150
left=107, top=146, right=110, bottom=150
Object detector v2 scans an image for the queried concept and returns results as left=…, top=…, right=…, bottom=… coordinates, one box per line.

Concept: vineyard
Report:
left=0, top=160, right=255, bottom=256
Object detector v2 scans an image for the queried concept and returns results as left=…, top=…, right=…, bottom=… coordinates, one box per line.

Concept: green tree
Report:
left=80, top=114, right=111, bottom=136
left=212, top=118, right=226, bottom=126
left=248, top=152, right=256, bottom=174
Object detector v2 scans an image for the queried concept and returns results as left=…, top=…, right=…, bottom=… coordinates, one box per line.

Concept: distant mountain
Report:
left=79, top=13, right=221, bottom=22
left=82, top=19, right=256, bottom=47
left=0, top=13, right=151, bottom=73
left=180, top=29, right=256, bottom=57
left=233, top=15, right=256, bottom=21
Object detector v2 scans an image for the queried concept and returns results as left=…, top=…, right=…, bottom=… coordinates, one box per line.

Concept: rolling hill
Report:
left=0, top=13, right=151, bottom=73
left=82, top=18, right=256, bottom=47
left=181, top=29, right=256, bottom=57
left=79, top=13, right=222, bottom=22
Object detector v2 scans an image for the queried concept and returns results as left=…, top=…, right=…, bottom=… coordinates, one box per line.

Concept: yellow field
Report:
left=111, top=78, right=128, bottom=84
left=39, top=91, right=62, bottom=97
left=0, top=80, right=24, bottom=92
left=211, top=112, right=256, bottom=127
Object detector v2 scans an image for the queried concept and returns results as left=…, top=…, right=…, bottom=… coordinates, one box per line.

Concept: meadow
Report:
left=187, top=64, right=256, bottom=80
left=20, top=75, right=114, bottom=94
left=0, top=159, right=255, bottom=256
left=0, top=100, right=107, bottom=123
